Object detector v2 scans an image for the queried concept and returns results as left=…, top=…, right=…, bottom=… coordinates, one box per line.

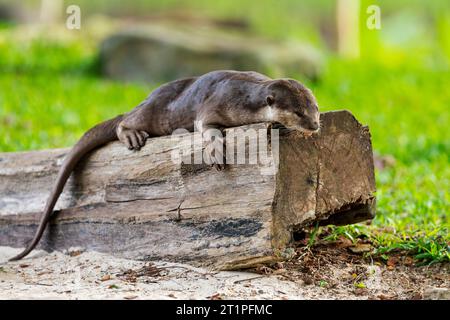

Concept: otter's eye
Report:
left=294, top=111, right=304, bottom=118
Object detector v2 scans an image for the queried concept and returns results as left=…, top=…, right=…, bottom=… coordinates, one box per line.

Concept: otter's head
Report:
left=264, top=79, right=320, bottom=134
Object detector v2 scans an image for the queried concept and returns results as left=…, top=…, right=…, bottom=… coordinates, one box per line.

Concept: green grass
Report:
left=0, top=2, right=448, bottom=264
left=0, top=37, right=150, bottom=151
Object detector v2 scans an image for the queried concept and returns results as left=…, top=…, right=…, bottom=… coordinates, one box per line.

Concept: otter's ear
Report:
left=266, top=95, right=274, bottom=106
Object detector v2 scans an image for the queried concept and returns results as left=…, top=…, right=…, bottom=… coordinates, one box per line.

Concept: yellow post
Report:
left=337, top=0, right=360, bottom=59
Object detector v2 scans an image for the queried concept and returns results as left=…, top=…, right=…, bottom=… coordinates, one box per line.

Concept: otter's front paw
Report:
left=118, top=129, right=149, bottom=151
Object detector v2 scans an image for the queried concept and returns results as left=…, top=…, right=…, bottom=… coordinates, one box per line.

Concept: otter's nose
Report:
left=310, top=121, right=319, bottom=131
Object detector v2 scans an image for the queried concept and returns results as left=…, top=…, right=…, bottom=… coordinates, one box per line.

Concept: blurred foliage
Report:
left=0, top=0, right=448, bottom=263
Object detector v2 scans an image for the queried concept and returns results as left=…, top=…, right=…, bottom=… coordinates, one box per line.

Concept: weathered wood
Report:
left=0, top=110, right=376, bottom=269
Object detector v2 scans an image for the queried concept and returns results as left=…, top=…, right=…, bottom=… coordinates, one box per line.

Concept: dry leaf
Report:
left=378, top=294, right=397, bottom=300
left=210, top=293, right=223, bottom=300
left=336, top=236, right=353, bottom=248
left=101, top=275, right=111, bottom=281
left=69, top=251, right=82, bottom=257
left=404, top=256, right=414, bottom=265
left=302, top=275, right=314, bottom=285
left=387, top=257, right=398, bottom=267
left=349, top=244, right=372, bottom=253
left=274, top=262, right=284, bottom=270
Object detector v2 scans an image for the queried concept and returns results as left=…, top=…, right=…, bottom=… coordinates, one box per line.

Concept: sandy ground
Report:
left=0, top=247, right=305, bottom=300
left=0, top=245, right=448, bottom=300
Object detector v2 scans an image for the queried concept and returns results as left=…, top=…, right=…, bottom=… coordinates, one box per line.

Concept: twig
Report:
left=24, top=282, right=53, bottom=287
left=233, top=275, right=266, bottom=284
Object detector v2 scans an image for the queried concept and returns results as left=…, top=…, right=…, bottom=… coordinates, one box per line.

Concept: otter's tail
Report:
left=9, top=115, right=124, bottom=261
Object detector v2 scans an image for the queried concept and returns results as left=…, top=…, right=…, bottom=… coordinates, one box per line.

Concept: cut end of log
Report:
left=0, top=110, right=376, bottom=270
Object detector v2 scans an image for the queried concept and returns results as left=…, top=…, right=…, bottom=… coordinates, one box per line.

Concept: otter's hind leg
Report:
left=199, top=124, right=226, bottom=171
left=116, top=123, right=149, bottom=151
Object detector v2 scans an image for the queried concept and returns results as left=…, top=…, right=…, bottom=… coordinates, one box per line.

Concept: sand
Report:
left=1, top=246, right=448, bottom=300
left=0, top=247, right=306, bottom=300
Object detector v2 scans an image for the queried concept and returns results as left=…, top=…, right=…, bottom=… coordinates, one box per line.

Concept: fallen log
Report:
left=0, top=110, right=376, bottom=270
left=99, top=24, right=323, bottom=83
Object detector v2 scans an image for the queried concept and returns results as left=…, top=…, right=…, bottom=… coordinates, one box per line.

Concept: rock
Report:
left=0, top=4, right=33, bottom=23
left=99, top=23, right=323, bottom=84
left=0, top=4, right=20, bottom=22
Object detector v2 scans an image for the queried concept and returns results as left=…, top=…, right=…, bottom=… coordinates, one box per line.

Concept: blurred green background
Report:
left=0, top=0, right=448, bottom=263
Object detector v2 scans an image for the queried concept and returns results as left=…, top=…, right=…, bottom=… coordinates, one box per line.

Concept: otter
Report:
left=9, top=70, right=320, bottom=261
